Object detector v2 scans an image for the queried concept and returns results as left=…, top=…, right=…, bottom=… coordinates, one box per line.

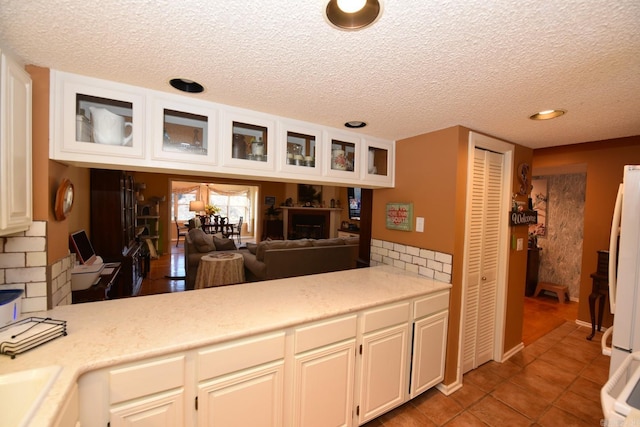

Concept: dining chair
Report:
left=175, top=216, right=188, bottom=247
left=227, top=216, right=243, bottom=244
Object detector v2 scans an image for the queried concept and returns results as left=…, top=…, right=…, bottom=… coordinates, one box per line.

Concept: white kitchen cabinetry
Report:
left=51, top=70, right=145, bottom=166
left=78, top=354, right=186, bottom=427
left=197, top=332, right=286, bottom=427
left=49, top=70, right=395, bottom=188
left=356, top=302, right=411, bottom=424
left=291, top=315, right=357, bottom=427
left=0, top=49, right=32, bottom=236
left=151, top=95, right=218, bottom=166
left=410, top=291, right=450, bottom=398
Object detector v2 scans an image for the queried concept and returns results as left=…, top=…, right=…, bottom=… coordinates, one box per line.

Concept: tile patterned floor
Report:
left=364, top=322, right=607, bottom=426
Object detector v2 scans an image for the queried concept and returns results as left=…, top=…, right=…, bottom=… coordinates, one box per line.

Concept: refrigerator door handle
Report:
left=602, top=326, right=614, bottom=356
left=608, top=183, right=623, bottom=314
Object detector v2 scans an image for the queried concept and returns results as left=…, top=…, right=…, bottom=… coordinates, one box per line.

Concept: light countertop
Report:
left=0, top=265, right=451, bottom=426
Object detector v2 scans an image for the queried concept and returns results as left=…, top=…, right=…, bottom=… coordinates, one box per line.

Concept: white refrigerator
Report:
left=606, top=165, right=640, bottom=376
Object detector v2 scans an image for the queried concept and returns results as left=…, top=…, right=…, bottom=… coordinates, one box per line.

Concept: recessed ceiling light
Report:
left=345, top=121, right=367, bottom=128
left=529, top=109, right=566, bottom=120
left=325, top=0, right=381, bottom=30
left=169, top=78, right=204, bottom=93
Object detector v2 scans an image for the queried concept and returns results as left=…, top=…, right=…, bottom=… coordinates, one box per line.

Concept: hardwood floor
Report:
left=139, top=245, right=605, bottom=426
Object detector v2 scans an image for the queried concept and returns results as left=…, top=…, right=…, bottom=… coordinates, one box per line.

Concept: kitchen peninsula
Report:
left=1, top=265, right=450, bottom=426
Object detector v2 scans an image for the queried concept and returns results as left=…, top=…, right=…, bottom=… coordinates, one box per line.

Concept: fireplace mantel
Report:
left=281, top=207, right=343, bottom=240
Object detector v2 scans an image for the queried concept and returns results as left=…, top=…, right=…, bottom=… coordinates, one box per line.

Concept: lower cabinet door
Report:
left=198, top=360, right=284, bottom=427
left=357, top=323, right=410, bottom=424
left=410, top=311, right=449, bottom=398
left=110, top=389, right=184, bottom=427
left=292, top=340, right=356, bottom=427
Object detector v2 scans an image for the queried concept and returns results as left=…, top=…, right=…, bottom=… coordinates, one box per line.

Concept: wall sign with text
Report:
left=386, top=203, right=413, bottom=231
left=509, top=209, right=538, bottom=226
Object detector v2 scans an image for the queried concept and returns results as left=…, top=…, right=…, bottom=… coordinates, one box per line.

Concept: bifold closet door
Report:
left=462, top=147, right=504, bottom=373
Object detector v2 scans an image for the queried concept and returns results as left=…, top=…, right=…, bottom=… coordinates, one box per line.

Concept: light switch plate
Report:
left=517, top=238, right=524, bottom=251
left=416, top=217, right=424, bottom=232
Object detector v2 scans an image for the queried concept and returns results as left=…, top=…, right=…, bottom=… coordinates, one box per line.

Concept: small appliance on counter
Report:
left=71, top=262, right=104, bottom=291
left=0, top=289, right=23, bottom=326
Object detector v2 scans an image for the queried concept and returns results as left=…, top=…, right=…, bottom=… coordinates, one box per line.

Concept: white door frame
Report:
left=456, top=131, right=514, bottom=385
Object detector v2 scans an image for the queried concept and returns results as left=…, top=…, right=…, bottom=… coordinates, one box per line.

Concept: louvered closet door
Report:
left=462, top=148, right=504, bottom=373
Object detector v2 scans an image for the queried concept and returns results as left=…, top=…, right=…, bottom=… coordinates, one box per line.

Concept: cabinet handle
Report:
left=482, top=276, right=487, bottom=280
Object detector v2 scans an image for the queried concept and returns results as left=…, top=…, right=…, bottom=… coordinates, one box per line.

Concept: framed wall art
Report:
left=386, top=202, right=413, bottom=231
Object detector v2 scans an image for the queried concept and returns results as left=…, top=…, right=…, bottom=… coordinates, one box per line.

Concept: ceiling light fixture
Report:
left=344, top=121, right=367, bottom=128
left=529, top=109, right=566, bottom=120
left=169, top=78, right=204, bottom=93
left=326, top=0, right=381, bottom=30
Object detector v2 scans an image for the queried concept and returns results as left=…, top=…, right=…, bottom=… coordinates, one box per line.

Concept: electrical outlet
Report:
left=416, top=217, right=424, bottom=232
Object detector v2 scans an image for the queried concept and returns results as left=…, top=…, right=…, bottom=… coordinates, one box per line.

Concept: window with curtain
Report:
left=172, top=188, right=198, bottom=221
left=208, top=187, right=250, bottom=224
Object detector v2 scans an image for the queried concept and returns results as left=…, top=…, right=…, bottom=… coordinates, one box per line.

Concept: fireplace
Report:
left=283, top=208, right=332, bottom=240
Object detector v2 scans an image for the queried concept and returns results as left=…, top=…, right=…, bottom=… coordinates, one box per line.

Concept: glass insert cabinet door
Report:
left=331, top=139, right=356, bottom=172
left=76, top=94, right=134, bottom=147
left=286, top=131, right=316, bottom=167
left=232, top=121, right=268, bottom=162
left=162, top=109, right=208, bottom=155
left=367, top=146, right=388, bottom=176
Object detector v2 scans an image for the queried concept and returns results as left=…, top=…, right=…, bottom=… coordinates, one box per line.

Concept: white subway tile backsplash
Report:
left=21, top=296, right=47, bottom=312
left=26, top=252, right=47, bottom=267
left=0, top=253, right=25, bottom=268
left=25, top=221, right=46, bottom=237
left=26, top=281, right=47, bottom=298
left=371, top=239, right=452, bottom=284
left=6, top=266, right=46, bottom=283
left=5, top=236, right=46, bottom=253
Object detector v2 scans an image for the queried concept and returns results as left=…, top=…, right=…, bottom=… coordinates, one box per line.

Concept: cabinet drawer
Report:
left=362, top=302, right=410, bottom=334
left=198, top=332, right=285, bottom=381
left=414, top=291, right=450, bottom=319
left=294, top=315, right=357, bottom=353
left=109, top=355, right=185, bottom=405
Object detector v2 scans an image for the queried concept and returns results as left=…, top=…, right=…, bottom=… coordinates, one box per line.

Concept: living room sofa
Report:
left=184, top=228, right=359, bottom=289
left=241, top=237, right=359, bottom=282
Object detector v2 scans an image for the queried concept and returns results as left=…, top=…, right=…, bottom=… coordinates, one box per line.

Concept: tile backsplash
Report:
left=370, top=239, right=452, bottom=284
left=0, top=221, right=73, bottom=313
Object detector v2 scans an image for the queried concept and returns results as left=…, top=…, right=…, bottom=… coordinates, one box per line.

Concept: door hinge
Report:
left=195, top=396, right=198, bottom=410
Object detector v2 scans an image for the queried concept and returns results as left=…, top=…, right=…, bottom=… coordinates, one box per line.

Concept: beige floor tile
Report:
left=443, top=411, right=489, bottom=426
left=553, top=390, right=605, bottom=424
left=509, top=370, right=565, bottom=402
left=377, top=402, right=437, bottom=427
left=520, top=358, right=578, bottom=389
left=450, top=381, right=486, bottom=408
left=464, top=365, right=506, bottom=393
left=537, top=346, right=589, bottom=375
left=537, top=406, right=595, bottom=427
left=468, top=395, right=532, bottom=427
left=568, top=376, right=605, bottom=404
left=412, top=389, right=463, bottom=425
left=491, top=380, right=550, bottom=420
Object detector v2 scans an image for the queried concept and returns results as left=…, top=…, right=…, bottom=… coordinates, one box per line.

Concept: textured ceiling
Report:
left=1, top=0, right=639, bottom=149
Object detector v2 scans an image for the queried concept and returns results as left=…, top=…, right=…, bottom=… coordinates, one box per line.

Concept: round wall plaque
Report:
left=54, top=178, right=74, bottom=221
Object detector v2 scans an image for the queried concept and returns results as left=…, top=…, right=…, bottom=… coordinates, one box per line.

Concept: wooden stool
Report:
left=534, top=282, right=570, bottom=303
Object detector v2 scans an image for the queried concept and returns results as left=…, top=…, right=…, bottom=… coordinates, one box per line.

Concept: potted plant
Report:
left=205, top=204, right=221, bottom=216
left=265, top=204, right=281, bottom=220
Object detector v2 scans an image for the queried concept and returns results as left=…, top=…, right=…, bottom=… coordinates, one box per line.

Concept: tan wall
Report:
left=373, top=126, right=467, bottom=384
left=532, top=136, right=640, bottom=326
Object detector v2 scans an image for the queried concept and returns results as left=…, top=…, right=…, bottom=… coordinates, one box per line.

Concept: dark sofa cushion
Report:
left=311, top=238, right=346, bottom=247
left=214, top=236, right=237, bottom=251
left=188, top=228, right=216, bottom=253
left=255, top=239, right=312, bottom=261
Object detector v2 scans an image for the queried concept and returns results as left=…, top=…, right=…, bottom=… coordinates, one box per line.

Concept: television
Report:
left=347, top=187, right=361, bottom=221
left=69, top=229, right=97, bottom=265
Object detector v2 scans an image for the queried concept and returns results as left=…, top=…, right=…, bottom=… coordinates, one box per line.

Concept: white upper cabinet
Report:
left=49, top=70, right=395, bottom=188
left=0, top=49, right=32, bottom=236
left=51, top=71, right=145, bottom=165
left=151, top=95, right=218, bottom=166
left=277, top=119, right=323, bottom=177
left=221, top=109, right=276, bottom=172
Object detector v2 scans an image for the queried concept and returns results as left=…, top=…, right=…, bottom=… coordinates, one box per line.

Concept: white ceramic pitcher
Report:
left=89, top=107, right=133, bottom=146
